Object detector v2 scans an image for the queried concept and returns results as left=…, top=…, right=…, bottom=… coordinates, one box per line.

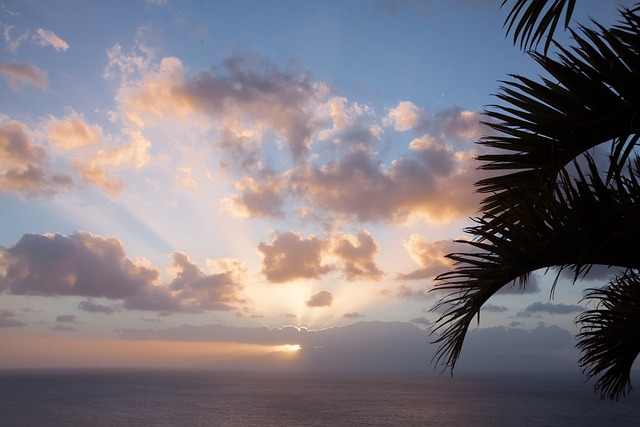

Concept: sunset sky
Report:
left=0, top=0, right=633, bottom=369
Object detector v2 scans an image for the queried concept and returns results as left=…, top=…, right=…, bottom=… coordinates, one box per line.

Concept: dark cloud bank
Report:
left=118, top=321, right=580, bottom=373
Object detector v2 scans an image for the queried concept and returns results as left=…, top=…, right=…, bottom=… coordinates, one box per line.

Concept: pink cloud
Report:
left=34, top=28, right=69, bottom=51
left=0, top=62, right=48, bottom=91
left=0, top=121, right=72, bottom=197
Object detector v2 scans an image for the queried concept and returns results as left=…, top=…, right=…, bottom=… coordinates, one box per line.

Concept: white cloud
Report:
left=386, top=101, right=421, bottom=131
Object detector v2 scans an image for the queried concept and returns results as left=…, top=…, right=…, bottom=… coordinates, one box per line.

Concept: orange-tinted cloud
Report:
left=0, top=61, right=48, bottom=91
left=331, top=230, right=384, bottom=281
left=257, top=231, right=332, bottom=283
left=114, top=53, right=325, bottom=163
left=397, top=235, right=456, bottom=280
left=256, top=229, right=385, bottom=284
left=289, top=144, right=480, bottom=224
left=47, top=113, right=103, bottom=150
left=71, top=129, right=151, bottom=196
left=107, top=49, right=488, bottom=226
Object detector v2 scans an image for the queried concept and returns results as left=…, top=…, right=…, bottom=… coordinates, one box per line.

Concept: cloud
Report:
left=0, top=309, right=26, bottom=327
left=316, top=97, right=351, bottom=140
left=389, top=284, right=432, bottom=300
left=331, top=230, right=384, bottom=281
left=222, top=104, right=485, bottom=225
left=306, top=290, right=334, bottom=308
left=0, top=62, right=48, bottom=91
left=104, top=43, right=150, bottom=82
left=557, top=264, right=623, bottom=282
left=105, top=49, right=485, bottom=227
left=419, top=107, right=485, bottom=149
left=482, top=303, right=509, bottom=313
left=181, top=56, right=325, bottom=160
left=174, top=166, right=200, bottom=195
left=117, top=321, right=578, bottom=372
left=56, top=314, right=79, bottom=323
left=463, top=324, right=574, bottom=354
left=2, top=25, right=29, bottom=54
left=0, top=232, right=248, bottom=314
left=0, top=232, right=160, bottom=298
left=398, top=235, right=455, bottom=280
left=343, top=312, right=364, bottom=318
left=524, top=302, right=584, bottom=315
left=71, top=129, right=151, bottom=196
left=34, top=28, right=69, bottom=51
left=222, top=174, right=285, bottom=218
left=289, top=143, right=480, bottom=224
left=497, top=274, right=542, bottom=295
left=256, top=230, right=384, bottom=283
left=78, top=300, right=115, bottom=314
left=46, top=113, right=104, bottom=150
left=159, top=252, right=247, bottom=312
left=145, top=0, right=169, bottom=6
left=257, top=232, right=332, bottom=283
left=52, top=324, right=75, bottom=332
left=386, top=101, right=421, bottom=131
left=113, top=53, right=325, bottom=162
left=410, top=316, right=431, bottom=326
left=0, top=119, right=73, bottom=197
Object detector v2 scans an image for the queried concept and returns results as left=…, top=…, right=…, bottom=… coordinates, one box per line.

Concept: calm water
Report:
left=1, top=369, right=639, bottom=426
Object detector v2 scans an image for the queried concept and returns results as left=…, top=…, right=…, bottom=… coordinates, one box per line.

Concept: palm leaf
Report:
left=479, top=6, right=640, bottom=217
left=577, top=272, right=640, bottom=400
left=432, top=155, right=640, bottom=388
left=501, top=0, right=576, bottom=53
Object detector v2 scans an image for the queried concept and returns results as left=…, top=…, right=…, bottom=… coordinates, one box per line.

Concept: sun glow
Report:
left=278, top=344, right=302, bottom=352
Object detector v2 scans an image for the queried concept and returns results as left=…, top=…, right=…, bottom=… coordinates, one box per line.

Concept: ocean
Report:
left=1, top=369, right=639, bottom=426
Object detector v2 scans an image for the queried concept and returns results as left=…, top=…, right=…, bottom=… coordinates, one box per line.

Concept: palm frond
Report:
left=501, top=0, right=576, bottom=53
left=479, top=5, right=640, bottom=217
left=577, top=272, right=640, bottom=400
left=432, top=155, right=640, bottom=377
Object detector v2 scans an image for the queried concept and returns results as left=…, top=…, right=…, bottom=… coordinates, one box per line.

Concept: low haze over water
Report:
left=2, top=369, right=639, bottom=426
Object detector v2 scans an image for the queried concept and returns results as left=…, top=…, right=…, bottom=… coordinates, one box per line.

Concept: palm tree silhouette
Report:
left=431, top=0, right=640, bottom=400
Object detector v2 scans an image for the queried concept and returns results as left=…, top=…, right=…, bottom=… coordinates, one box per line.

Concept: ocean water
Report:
left=1, top=369, right=639, bottom=426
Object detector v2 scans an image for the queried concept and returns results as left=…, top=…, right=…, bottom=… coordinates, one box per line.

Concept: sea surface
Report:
left=1, top=369, right=639, bottom=426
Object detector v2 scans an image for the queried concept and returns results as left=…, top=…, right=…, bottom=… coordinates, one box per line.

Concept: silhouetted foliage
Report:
left=432, top=1, right=640, bottom=399
left=502, top=0, right=576, bottom=53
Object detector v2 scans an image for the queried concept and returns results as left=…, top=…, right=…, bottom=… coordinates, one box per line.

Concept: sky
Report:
left=0, top=0, right=636, bottom=371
